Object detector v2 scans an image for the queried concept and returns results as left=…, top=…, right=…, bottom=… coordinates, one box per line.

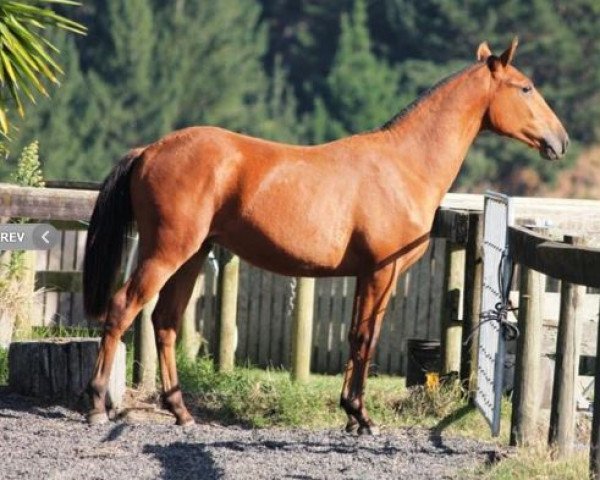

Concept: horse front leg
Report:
left=340, top=262, right=399, bottom=435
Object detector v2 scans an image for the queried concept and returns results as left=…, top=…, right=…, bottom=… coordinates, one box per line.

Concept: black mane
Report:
left=379, top=63, right=480, bottom=131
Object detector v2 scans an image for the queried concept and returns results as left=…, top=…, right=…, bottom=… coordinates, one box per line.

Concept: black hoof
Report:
left=345, top=419, right=359, bottom=434
left=358, top=422, right=380, bottom=436
left=87, top=411, right=109, bottom=425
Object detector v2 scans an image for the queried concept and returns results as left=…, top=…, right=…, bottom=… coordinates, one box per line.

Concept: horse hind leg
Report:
left=151, top=244, right=211, bottom=426
left=87, top=255, right=185, bottom=424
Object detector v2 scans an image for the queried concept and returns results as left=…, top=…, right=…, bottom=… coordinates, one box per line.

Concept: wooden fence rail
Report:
left=508, top=225, right=600, bottom=478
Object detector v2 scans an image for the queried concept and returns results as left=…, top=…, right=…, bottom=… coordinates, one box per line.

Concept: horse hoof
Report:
left=345, top=420, right=359, bottom=434
left=87, top=411, right=109, bottom=425
left=176, top=417, right=196, bottom=427
left=358, top=423, right=380, bottom=436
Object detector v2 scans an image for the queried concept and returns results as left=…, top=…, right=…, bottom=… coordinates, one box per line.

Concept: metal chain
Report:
left=285, top=277, right=297, bottom=319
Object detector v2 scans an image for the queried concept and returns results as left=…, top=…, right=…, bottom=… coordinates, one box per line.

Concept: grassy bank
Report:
left=480, top=447, right=588, bottom=480
left=177, top=354, right=507, bottom=440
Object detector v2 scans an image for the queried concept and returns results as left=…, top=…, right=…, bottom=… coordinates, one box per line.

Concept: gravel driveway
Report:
left=0, top=390, right=502, bottom=479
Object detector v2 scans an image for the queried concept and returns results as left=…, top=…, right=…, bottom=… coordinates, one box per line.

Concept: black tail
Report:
left=83, top=150, right=142, bottom=319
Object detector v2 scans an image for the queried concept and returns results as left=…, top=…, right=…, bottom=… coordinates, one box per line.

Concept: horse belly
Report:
left=213, top=196, right=357, bottom=277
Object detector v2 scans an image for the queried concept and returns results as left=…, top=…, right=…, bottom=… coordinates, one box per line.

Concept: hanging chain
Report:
left=285, top=277, right=297, bottom=319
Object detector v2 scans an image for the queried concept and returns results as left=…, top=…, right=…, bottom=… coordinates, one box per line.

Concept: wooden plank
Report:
left=510, top=225, right=600, bottom=288
left=440, top=243, right=465, bottom=374
left=510, top=265, right=544, bottom=447
left=49, top=220, right=89, bottom=231
left=269, top=275, right=286, bottom=368
left=590, top=299, right=600, bottom=479
left=235, top=262, right=249, bottom=363
left=35, top=271, right=82, bottom=292
left=329, top=278, right=344, bottom=374
left=4, top=186, right=600, bottom=230
left=431, top=208, right=470, bottom=243
left=377, top=286, right=393, bottom=374
left=415, top=247, right=432, bottom=340
left=315, top=278, right=332, bottom=372
left=549, top=236, right=585, bottom=455
left=393, top=273, right=407, bottom=375
left=405, top=265, right=420, bottom=341
left=44, top=292, right=58, bottom=326
left=461, top=212, right=484, bottom=391
left=340, top=277, right=355, bottom=372
left=201, top=260, right=218, bottom=357
left=428, top=239, right=447, bottom=339
left=246, top=266, right=262, bottom=363
left=0, top=183, right=97, bottom=221
left=257, top=270, right=272, bottom=368
left=75, top=230, right=86, bottom=270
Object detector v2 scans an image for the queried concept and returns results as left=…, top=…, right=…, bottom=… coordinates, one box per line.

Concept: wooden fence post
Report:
left=178, top=275, right=202, bottom=363
left=510, top=264, right=543, bottom=446
left=291, top=277, right=315, bottom=383
left=441, top=243, right=465, bottom=374
left=218, top=253, right=239, bottom=373
left=460, top=212, right=484, bottom=393
left=590, top=299, right=600, bottom=479
left=549, top=236, right=585, bottom=455
left=133, top=295, right=158, bottom=391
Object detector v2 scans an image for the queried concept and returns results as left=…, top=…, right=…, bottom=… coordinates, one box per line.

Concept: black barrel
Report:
left=406, top=339, right=441, bottom=387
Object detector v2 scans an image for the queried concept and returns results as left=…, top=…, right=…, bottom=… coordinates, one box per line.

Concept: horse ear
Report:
left=500, top=37, right=519, bottom=67
left=477, top=42, right=493, bottom=62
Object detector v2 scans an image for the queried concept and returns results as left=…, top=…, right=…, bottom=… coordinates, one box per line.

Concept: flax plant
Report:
left=0, top=0, right=85, bottom=133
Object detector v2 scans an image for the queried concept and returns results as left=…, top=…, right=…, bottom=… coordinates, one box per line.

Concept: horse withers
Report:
left=83, top=39, right=568, bottom=433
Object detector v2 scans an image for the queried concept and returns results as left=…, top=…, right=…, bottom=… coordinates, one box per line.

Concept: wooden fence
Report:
left=4, top=184, right=600, bottom=374
left=504, top=223, right=600, bottom=479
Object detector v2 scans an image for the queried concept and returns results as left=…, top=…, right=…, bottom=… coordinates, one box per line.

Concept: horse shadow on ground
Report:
left=428, top=403, right=503, bottom=466
left=143, top=442, right=223, bottom=480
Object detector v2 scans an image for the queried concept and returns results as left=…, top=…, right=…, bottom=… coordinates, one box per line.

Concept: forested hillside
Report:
left=3, top=0, right=599, bottom=195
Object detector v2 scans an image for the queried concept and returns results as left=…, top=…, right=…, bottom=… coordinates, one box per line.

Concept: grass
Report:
left=0, top=347, right=7, bottom=384
left=177, top=354, right=507, bottom=440
left=480, top=446, right=588, bottom=480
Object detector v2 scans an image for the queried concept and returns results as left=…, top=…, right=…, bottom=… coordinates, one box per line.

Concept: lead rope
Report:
left=464, top=247, right=520, bottom=345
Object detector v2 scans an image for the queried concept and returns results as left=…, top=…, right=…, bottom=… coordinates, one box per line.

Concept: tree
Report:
left=308, top=0, right=400, bottom=142
left=0, top=0, right=85, bottom=134
left=9, top=0, right=285, bottom=181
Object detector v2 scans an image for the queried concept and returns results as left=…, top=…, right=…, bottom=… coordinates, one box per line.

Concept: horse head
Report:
left=478, top=37, right=569, bottom=160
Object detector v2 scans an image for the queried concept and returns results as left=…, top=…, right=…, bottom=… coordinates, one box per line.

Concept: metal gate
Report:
left=475, top=192, right=514, bottom=436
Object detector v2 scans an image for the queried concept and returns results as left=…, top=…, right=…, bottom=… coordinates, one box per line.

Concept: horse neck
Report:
left=382, top=64, right=491, bottom=202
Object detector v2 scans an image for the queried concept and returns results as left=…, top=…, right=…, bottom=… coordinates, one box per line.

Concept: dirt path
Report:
left=0, top=391, right=502, bottom=479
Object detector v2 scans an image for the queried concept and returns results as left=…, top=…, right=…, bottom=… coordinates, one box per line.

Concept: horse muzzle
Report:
left=540, top=131, right=569, bottom=161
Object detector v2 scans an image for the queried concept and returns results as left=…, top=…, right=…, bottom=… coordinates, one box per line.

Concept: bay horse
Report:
left=83, top=39, right=568, bottom=433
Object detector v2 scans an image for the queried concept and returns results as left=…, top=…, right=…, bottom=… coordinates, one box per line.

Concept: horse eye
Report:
left=521, top=85, right=533, bottom=94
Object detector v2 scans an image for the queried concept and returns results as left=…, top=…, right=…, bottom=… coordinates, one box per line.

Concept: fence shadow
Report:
left=428, top=403, right=474, bottom=451
left=142, top=442, right=222, bottom=480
